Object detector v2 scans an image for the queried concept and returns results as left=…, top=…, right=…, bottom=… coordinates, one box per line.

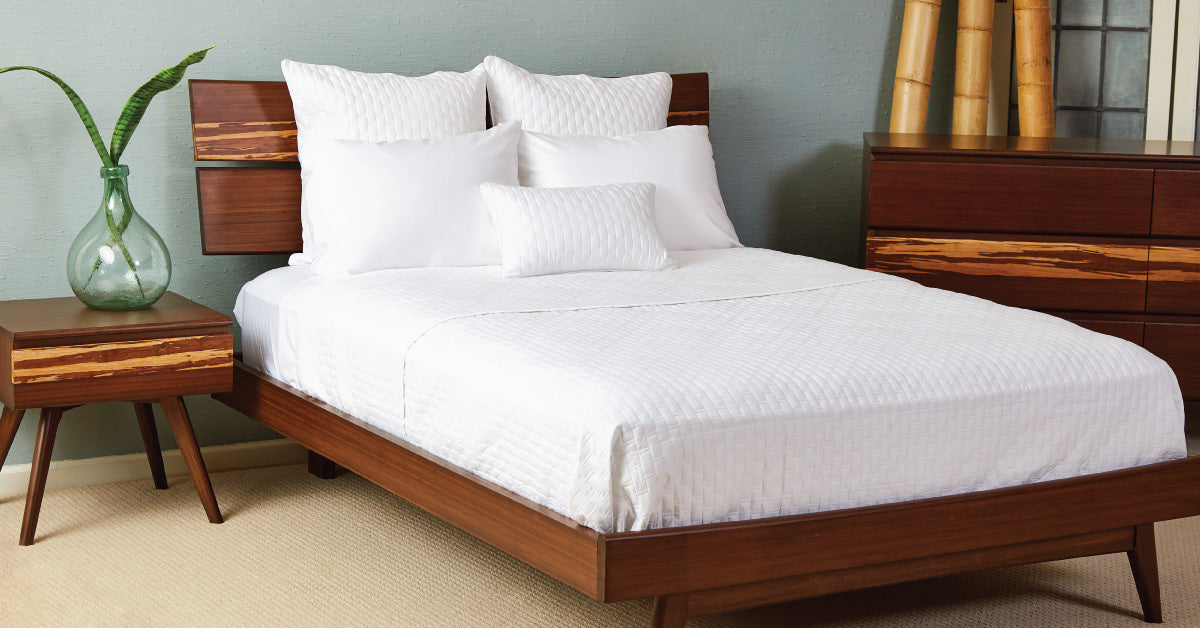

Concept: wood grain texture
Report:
left=867, top=161, right=1153, bottom=235
left=865, top=235, right=1148, bottom=311
left=196, top=167, right=301, bottom=255
left=1147, top=246, right=1200, bottom=315
left=20, top=406, right=63, bottom=545
left=160, top=396, right=223, bottom=524
left=1143, top=323, right=1200, bottom=401
left=685, top=527, right=1134, bottom=617
left=11, top=335, right=230, bottom=385
left=1152, top=170, right=1200, bottom=238
left=1127, top=524, right=1162, bottom=623
left=599, top=457, right=1200, bottom=602
left=214, top=361, right=603, bottom=598
left=0, top=292, right=231, bottom=346
left=189, top=74, right=710, bottom=162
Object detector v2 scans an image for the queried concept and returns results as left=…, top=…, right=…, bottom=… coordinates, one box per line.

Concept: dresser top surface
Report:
left=864, top=133, right=1200, bottom=161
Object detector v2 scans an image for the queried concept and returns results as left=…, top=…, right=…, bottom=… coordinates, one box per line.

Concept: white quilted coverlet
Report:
left=244, top=248, right=1186, bottom=533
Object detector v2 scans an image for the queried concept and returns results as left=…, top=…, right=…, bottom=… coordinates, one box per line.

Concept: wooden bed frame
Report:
left=189, top=76, right=1200, bottom=627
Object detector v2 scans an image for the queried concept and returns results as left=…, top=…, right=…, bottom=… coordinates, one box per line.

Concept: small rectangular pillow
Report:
left=482, top=56, right=672, bottom=136
left=282, top=59, right=488, bottom=265
left=304, top=122, right=520, bottom=276
left=479, top=182, right=676, bottom=278
left=519, top=125, right=741, bottom=251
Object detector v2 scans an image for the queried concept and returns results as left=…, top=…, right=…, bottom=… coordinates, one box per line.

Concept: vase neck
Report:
left=100, top=165, right=130, bottom=181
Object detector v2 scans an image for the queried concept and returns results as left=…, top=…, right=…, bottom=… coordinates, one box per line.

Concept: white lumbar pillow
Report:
left=282, top=59, right=488, bottom=265
left=479, top=182, right=675, bottom=278
left=481, top=56, right=672, bottom=136
left=303, top=121, right=520, bottom=277
left=519, top=125, right=741, bottom=251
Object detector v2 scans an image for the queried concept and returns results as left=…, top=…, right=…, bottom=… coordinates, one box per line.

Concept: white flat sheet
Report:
left=236, top=248, right=1187, bottom=533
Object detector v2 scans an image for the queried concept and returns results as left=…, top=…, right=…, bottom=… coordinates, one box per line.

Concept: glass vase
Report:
left=66, top=165, right=171, bottom=310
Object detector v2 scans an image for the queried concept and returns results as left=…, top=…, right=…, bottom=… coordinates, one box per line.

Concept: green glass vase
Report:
left=66, top=165, right=171, bottom=310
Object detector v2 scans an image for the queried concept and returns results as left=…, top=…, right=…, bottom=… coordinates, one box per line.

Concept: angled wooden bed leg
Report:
left=307, top=449, right=339, bottom=479
left=650, top=594, right=690, bottom=628
left=1128, top=523, right=1163, bottom=623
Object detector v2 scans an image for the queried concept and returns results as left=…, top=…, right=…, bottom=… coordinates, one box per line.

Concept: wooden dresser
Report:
left=861, top=133, right=1199, bottom=400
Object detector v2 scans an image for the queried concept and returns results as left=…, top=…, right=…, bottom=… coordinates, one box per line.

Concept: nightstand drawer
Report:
left=0, top=293, right=234, bottom=409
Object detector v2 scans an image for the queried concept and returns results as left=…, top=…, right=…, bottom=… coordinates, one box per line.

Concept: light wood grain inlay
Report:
left=12, top=335, right=232, bottom=384
left=193, top=121, right=298, bottom=161
left=866, top=237, right=1147, bottom=280
left=1148, top=246, right=1200, bottom=283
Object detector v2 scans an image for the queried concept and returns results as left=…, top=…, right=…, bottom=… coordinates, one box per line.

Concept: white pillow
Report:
left=482, top=56, right=672, bottom=136
left=479, top=182, right=675, bottom=278
left=303, top=122, right=520, bottom=276
left=519, top=126, right=741, bottom=251
left=282, top=59, right=488, bottom=264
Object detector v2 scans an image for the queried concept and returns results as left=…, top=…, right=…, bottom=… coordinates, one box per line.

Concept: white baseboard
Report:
left=0, top=439, right=307, bottom=496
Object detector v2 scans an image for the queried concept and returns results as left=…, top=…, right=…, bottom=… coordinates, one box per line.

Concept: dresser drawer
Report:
left=865, top=235, right=1148, bottom=312
left=867, top=161, right=1153, bottom=236
left=1144, top=323, right=1200, bottom=401
left=1152, top=170, right=1200, bottom=238
left=1147, top=246, right=1200, bottom=315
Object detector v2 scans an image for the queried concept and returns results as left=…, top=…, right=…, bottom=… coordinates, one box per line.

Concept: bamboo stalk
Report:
left=890, top=0, right=943, bottom=133
left=952, top=0, right=994, bottom=135
left=1014, top=0, right=1055, bottom=137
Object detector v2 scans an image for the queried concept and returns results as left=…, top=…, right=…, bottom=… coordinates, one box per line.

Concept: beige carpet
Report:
left=1, top=464, right=1197, bottom=627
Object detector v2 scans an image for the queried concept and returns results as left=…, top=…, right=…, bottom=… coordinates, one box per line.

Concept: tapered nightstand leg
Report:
left=0, top=406, right=27, bottom=469
left=133, top=403, right=169, bottom=490
left=158, top=396, right=222, bottom=524
left=20, top=407, right=64, bottom=546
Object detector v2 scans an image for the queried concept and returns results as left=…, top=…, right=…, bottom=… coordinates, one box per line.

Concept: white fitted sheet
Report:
left=235, top=248, right=1187, bottom=533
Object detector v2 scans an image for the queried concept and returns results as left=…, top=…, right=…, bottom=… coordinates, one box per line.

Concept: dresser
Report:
left=861, top=133, right=1200, bottom=400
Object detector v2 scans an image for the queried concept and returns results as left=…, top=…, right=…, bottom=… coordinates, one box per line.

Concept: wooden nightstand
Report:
left=0, top=292, right=233, bottom=545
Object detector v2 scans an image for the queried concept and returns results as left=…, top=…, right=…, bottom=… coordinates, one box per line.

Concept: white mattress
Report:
left=235, top=248, right=1187, bottom=533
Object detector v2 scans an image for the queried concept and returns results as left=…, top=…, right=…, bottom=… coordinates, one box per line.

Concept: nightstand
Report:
left=0, top=292, right=233, bottom=545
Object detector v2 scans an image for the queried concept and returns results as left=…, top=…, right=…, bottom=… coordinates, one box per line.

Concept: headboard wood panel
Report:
left=190, top=73, right=709, bottom=255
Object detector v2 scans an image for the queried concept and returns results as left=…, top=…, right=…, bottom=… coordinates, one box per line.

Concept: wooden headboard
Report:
left=189, top=74, right=710, bottom=255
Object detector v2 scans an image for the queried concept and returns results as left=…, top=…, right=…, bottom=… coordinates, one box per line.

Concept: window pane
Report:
left=1060, top=0, right=1102, bottom=26
left=1057, top=110, right=1099, bottom=137
left=1057, top=31, right=1102, bottom=106
left=1107, top=0, right=1151, bottom=28
left=1103, top=31, right=1150, bottom=108
left=1100, top=111, right=1145, bottom=139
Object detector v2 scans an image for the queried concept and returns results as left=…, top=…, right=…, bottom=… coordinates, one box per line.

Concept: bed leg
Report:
left=307, top=450, right=339, bottom=479
left=1128, top=523, right=1163, bottom=623
left=650, top=594, right=690, bottom=628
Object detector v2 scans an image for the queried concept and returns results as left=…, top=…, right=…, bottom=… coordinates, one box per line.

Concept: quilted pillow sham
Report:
left=481, top=56, right=672, bottom=136
left=479, top=182, right=675, bottom=278
left=519, top=125, right=741, bottom=251
left=303, top=122, right=520, bottom=277
left=282, top=59, right=488, bottom=265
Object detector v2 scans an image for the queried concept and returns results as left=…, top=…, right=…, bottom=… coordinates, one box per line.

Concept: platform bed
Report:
left=190, top=77, right=1200, bottom=627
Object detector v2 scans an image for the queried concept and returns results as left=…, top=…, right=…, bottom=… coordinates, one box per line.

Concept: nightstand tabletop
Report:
left=0, top=292, right=230, bottom=345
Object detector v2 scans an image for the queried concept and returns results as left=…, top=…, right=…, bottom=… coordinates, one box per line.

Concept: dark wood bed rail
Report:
left=189, top=74, right=709, bottom=255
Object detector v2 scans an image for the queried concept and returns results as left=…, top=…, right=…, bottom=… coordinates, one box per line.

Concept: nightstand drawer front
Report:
left=12, top=335, right=230, bottom=385
left=868, top=161, right=1153, bottom=236
left=865, top=236, right=1148, bottom=312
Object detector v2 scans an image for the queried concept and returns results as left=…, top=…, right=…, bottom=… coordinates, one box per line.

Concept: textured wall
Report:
left=0, top=0, right=957, bottom=464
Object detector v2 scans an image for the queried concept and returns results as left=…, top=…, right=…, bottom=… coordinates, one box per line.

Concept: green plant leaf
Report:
left=0, top=66, right=114, bottom=167
left=108, top=46, right=212, bottom=164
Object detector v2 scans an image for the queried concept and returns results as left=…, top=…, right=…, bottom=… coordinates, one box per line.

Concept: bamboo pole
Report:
left=1014, top=0, right=1055, bottom=137
left=890, top=0, right=943, bottom=133
left=952, top=0, right=994, bottom=135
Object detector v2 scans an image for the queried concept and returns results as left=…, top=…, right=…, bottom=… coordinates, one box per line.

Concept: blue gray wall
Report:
left=0, top=0, right=958, bottom=464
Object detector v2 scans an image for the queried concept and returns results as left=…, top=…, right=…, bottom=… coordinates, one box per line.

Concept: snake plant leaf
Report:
left=108, top=46, right=213, bottom=164
left=0, top=66, right=115, bottom=168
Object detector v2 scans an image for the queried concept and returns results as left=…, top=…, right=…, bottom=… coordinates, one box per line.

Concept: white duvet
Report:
left=236, top=248, right=1186, bottom=533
